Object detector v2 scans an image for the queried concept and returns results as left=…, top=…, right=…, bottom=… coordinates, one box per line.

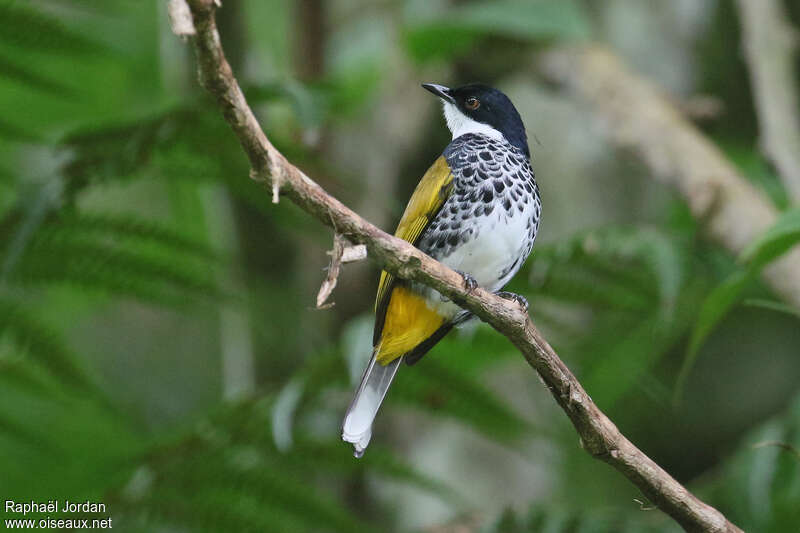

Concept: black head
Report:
left=422, top=82, right=529, bottom=159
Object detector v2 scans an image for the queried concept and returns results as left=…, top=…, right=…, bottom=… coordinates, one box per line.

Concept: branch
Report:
left=736, top=0, right=800, bottom=204
left=540, top=45, right=800, bottom=310
left=316, top=234, right=365, bottom=308
left=178, top=3, right=742, bottom=531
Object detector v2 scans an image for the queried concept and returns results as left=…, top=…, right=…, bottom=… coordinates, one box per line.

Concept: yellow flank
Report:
left=374, top=156, right=454, bottom=315
left=375, top=286, right=444, bottom=365
left=373, top=156, right=454, bottom=365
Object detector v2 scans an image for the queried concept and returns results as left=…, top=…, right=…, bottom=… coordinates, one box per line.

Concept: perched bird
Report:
left=342, top=83, right=541, bottom=457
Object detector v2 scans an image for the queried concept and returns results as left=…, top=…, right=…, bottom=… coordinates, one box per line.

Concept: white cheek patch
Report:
left=443, top=101, right=503, bottom=141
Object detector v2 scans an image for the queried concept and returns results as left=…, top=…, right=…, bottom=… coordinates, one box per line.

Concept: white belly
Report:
left=427, top=208, right=532, bottom=318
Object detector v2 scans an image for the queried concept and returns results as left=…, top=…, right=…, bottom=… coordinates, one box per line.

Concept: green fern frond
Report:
left=59, top=104, right=324, bottom=237
left=137, top=485, right=311, bottom=532
left=0, top=52, right=74, bottom=95
left=9, top=238, right=223, bottom=307
left=524, top=225, right=707, bottom=408
left=0, top=298, right=97, bottom=393
left=530, top=260, right=654, bottom=313
left=0, top=116, right=42, bottom=142
left=708, top=392, right=800, bottom=531
left=49, top=211, right=220, bottom=260
left=291, top=438, right=461, bottom=502
left=61, top=106, right=199, bottom=193
left=0, top=182, right=62, bottom=280
left=0, top=2, right=103, bottom=55
left=134, top=447, right=379, bottom=533
left=581, top=314, right=682, bottom=408
left=485, top=503, right=678, bottom=533
left=136, top=484, right=367, bottom=533
left=244, top=419, right=461, bottom=503
left=393, top=358, right=533, bottom=443
left=529, top=226, right=686, bottom=312
left=0, top=365, right=142, bottom=499
left=150, top=394, right=458, bottom=505
left=431, top=325, right=517, bottom=374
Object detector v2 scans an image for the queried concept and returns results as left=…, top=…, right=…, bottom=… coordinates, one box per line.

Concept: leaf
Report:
left=157, top=452, right=379, bottom=533
left=139, top=482, right=376, bottom=533
left=0, top=117, right=42, bottom=143
left=520, top=226, right=698, bottom=407
left=61, top=106, right=197, bottom=190
left=721, top=142, right=789, bottom=209
left=212, top=398, right=460, bottom=503
left=0, top=298, right=98, bottom=394
left=392, top=359, right=533, bottom=443
left=404, top=0, right=591, bottom=62
left=0, top=200, right=223, bottom=305
left=246, top=81, right=327, bottom=128
left=740, top=208, right=800, bottom=270
left=279, top=438, right=461, bottom=504
left=8, top=237, right=224, bottom=307
left=271, top=377, right=304, bottom=452
left=527, top=226, right=686, bottom=313
left=442, top=0, right=591, bottom=40
left=53, top=211, right=220, bottom=261
left=582, top=309, right=691, bottom=409
left=675, top=209, right=800, bottom=402
left=484, top=503, right=677, bottom=533
left=529, top=259, right=654, bottom=313
left=674, top=270, right=753, bottom=405
left=711, top=392, right=800, bottom=531
left=0, top=2, right=103, bottom=55
left=0, top=365, right=141, bottom=499
left=0, top=180, right=60, bottom=281
left=0, top=52, right=74, bottom=95
left=742, top=298, right=800, bottom=319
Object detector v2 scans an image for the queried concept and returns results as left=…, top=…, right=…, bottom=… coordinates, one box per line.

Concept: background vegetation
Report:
left=1, top=1, right=799, bottom=531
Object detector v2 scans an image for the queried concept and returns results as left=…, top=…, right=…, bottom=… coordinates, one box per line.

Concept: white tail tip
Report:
left=342, top=424, right=371, bottom=458
left=341, top=355, right=402, bottom=458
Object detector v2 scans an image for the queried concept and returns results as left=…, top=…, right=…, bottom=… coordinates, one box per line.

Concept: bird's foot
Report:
left=455, top=270, right=478, bottom=293
left=496, top=291, right=529, bottom=312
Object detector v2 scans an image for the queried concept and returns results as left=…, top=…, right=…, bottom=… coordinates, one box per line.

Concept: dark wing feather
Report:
left=373, top=156, right=454, bottom=345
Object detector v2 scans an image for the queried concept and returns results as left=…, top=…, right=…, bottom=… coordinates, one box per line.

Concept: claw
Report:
left=455, top=270, right=478, bottom=293
left=496, top=291, right=529, bottom=312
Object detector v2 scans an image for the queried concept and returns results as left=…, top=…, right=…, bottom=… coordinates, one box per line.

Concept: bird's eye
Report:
left=465, top=97, right=480, bottom=110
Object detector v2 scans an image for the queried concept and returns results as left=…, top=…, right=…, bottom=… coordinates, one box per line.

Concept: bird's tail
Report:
left=341, top=353, right=402, bottom=458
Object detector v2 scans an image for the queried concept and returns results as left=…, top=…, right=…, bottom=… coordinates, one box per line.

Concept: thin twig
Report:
left=272, top=176, right=281, bottom=204
left=752, top=440, right=800, bottom=461
left=341, top=244, right=367, bottom=263
left=633, top=498, right=656, bottom=511
left=316, top=233, right=346, bottom=308
left=177, top=3, right=742, bottom=531
left=167, top=0, right=196, bottom=37
left=736, top=0, right=800, bottom=203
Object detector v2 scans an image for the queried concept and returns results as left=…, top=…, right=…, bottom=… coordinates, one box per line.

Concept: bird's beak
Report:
left=422, top=83, right=455, bottom=103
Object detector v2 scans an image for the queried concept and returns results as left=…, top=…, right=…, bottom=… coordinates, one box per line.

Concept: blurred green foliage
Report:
left=0, top=1, right=799, bottom=532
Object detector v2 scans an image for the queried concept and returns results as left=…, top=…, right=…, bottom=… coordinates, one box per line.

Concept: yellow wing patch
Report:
left=374, top=286, right=445, bottom=365
left=373, top=156, right=454, bottom=365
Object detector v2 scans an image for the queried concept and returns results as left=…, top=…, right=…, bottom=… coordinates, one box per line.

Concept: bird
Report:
left=342, top=82, right=541, bottom=457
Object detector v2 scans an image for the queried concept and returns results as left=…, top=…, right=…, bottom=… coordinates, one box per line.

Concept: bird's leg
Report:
left=455, top=270, right=478, bottom=293
left=495, top=291, right=529, bottom=312
left=441, top=270, right=478, bottom=302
